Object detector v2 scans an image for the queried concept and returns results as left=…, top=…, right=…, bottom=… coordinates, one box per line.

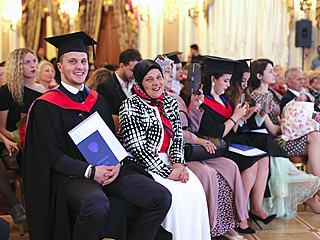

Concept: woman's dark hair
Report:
left=249, top=59, right=274, bottom=91
left=226, top=69, right=250, bottom=107
left=202, top=72, right=224, bottom=95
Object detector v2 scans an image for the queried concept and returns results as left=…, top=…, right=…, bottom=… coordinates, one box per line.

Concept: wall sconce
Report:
left=131, top=0, right=150, bottom=26
left=1, top=2, right=22, bottom=33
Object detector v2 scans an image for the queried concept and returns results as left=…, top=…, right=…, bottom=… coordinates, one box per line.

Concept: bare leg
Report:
left=249, top=157, right=269, bottom=219
left=240, top=162, right=257, bottom=207
left=239, top=164, right=257, bottom=229
left=303, top=131, right=320, bottom=178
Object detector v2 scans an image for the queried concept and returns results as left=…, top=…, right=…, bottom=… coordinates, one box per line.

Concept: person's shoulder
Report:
left=26, top=83, right=46, bottom=94
left=0, top=84, right=9, bottom=93
left=97, top=75, right=115, bottom=89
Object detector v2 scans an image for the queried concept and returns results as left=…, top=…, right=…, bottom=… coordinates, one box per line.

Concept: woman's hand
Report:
left=179, top=166, right=189, bottom=183
left=2, top=137, right=19, bottom=155
left=168, top=163, right=189, bottom=183
left=233, top=102, right=248, bottom=121
left=197, top=138, right=216, bottom=154
left=242, top=105, right=262, bottom=121
left=191, top=84, right=204, bottom=110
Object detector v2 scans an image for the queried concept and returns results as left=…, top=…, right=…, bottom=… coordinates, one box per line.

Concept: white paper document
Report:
left=68, top=111, right=128, bottom=162
left=245, top=129, right=269, bottom=134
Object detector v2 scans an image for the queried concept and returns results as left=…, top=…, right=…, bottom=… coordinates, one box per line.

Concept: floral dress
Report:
left=251, top=91, right=307, bottom=156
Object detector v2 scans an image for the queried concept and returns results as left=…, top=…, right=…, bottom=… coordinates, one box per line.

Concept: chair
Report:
left=288, top=155, right=307, bottom=172
left=6, top=170, right=27, bottom=236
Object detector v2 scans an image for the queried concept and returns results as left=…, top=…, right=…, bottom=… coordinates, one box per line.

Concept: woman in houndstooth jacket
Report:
left=119, top=59, right=211, bottom=240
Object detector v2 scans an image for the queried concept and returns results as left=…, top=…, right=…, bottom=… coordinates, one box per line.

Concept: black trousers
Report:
left=65, top=178, right=110, bottom=240
left=103, top=172, right=172, bottom=240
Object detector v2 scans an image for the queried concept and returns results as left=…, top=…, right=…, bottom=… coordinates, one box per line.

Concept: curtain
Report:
left=21, top=0, right=44, bottom=52
left=49, top=0, right=69, bottom=36
left=206, top=0, right=291, bottom=66
left=76, top=0, right=103, bottom=61
left=113, top=0, right=138, bottom=51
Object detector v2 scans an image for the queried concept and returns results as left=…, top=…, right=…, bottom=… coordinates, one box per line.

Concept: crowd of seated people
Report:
left=2, top=32, right=320, bottom=240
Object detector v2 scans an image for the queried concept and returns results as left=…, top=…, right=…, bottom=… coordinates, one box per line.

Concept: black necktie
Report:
left=77, top=90, right=85, bottom=103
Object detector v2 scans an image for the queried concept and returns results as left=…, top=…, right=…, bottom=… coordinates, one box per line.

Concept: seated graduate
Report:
left=23, top=32, right=171, bottom=240
left=228, top=58, right=320, bottom=218
left=119, top=59, right=211, bottom=240
left=198, top=56, right=275, bottom=231
left=155, top=55, right=250, bottom=239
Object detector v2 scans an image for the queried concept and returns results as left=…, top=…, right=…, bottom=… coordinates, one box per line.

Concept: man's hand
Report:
left=91, top=163, right=120, bottom=185
left=102, top=163, right=121, bottom=186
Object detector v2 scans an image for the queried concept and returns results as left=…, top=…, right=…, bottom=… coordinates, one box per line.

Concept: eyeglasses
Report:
left=154, top=54, right=168, bottom=61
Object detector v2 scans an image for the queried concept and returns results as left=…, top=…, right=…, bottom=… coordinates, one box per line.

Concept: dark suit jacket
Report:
left=97, top=73, right=130, bottom=116
left=280, top=89, right=312, bottom=112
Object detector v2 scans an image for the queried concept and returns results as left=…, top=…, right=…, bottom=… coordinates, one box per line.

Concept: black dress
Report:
left=198, top=94, right=267, bottom=172
left=0, top=85, right=42, bottom=131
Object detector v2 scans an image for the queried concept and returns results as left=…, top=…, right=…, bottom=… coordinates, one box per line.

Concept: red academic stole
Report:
left=35, top=88, right=98, bottom=112
left=203, top=95, right=232, bottom=118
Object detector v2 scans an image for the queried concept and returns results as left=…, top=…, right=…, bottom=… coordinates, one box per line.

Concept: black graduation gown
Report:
left=246, top=112, right=288, bottom=158
left=22, top=85, right=115, bottom=240
left=198, top=94, right=267, bottom=172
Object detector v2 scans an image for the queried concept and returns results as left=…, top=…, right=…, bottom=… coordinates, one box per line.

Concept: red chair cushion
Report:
left=6, top=170, right=16, bottom=180
left=288, top=155, right=308, bottom=164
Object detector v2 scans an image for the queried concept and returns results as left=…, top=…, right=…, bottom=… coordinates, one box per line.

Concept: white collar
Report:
left=61, top=81, right=84, bottom=95
left=288, top=88, right=300, bottom=97
left=115, top=72, right=134, bottom=89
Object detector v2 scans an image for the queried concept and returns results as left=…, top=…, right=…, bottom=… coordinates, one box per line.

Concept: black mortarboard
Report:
left=44, top=31, right=97, bottom=60
left=164, top=51, right=182, bottom=64
left=204, top=56, right=238, bottom=75
left=233, top=59, right=252, bottom=73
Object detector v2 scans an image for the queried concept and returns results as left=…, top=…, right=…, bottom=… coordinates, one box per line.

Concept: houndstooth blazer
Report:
left=119, top=94, right=185, bottom=178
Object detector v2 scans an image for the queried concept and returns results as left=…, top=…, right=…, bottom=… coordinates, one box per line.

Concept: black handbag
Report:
left=184, top=134, right=227, bottom=162
left=179, top=109, right=227, bottom=162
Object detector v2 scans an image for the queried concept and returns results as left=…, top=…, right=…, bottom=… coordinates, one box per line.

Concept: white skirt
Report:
left=149, top=153, right=211, bottom=240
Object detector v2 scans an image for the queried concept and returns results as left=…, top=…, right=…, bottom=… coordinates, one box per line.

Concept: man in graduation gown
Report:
left=22, top=31, right=172, bottom=240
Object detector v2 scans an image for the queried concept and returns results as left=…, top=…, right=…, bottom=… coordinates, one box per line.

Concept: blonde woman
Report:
left=36, top=60, right=57, bottom=90
left=0, top=48, right=45, bottom=142
left=86, top=68, right=111, bottom=91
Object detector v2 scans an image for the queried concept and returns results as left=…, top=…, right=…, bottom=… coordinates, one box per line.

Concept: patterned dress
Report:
left=251, top=91, right=307, bottom=156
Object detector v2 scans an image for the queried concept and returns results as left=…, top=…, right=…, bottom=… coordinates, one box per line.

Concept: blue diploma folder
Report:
left=230, top=143, right=255, bottom=151
left=77, top=130, right=119, bottom=166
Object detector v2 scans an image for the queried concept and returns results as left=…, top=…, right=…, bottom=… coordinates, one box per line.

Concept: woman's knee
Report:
left=259, top=157, right=269, bottom=168
left=308, top=131, right=320, bottom=143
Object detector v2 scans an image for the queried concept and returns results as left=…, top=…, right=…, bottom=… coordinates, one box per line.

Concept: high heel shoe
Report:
left=303, top=198, right=320, bottom=214
left=249, top=212, right=276, bottom=230
left=222, top=233, right=247, bottom=240
left=236, top=226, right=255, bottom=234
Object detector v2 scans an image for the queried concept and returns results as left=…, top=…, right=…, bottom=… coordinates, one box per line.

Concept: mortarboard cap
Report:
left=204, top=56, right=238, bottom=75
left=164, top=51, right=182, bottom=64
left=44, top=31, right=97, bottom=60
left=233, top=59, right=252, bottom=73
